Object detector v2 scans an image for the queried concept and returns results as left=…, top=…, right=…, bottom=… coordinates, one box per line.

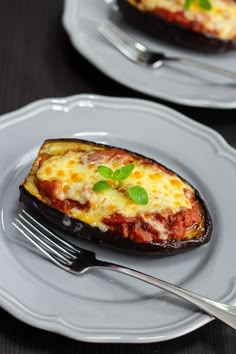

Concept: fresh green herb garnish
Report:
left=93, top=163, right=149, bottom=205
left=93, top=180, right=112, bottom=192
left=128, top=186, right=148, bottom=205
left=113, top=163, right=135, bottom=181
left=98, top=163, right=134, bottom=181
left=184, top=0, right=211, bottom=10
left=97, top=166, right=114, bottom=179
left=184, top=0, right=194, bottom=9
left=198, top=0, right=212, bottom=10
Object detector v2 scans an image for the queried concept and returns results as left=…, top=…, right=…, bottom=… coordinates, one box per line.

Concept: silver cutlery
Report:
left=99, top=21, right=236, bottom=81
left=13, top=209, right=236, bottom=330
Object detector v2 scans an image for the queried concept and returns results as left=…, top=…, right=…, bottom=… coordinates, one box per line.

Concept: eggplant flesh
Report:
left=19, top=139, right=212, bottom=256
left=117, top=0, right=236, bottom=53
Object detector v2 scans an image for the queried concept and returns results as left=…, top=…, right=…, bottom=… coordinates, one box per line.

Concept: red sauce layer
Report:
left=151, top=8, right=218, bottom=37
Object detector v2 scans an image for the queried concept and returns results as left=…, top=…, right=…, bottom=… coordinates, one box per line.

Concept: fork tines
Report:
left=13, top=210, right=77, bottom=268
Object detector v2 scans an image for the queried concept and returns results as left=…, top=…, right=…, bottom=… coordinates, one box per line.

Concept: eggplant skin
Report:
left=19, top=138, right=213, bottom=257
left=117, top=0, right=236, bottom=53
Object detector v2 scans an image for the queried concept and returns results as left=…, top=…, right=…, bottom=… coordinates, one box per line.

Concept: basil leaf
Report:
left=198, top=0, right=211, bottom=10
left=97, top=166, right=113, bottom=179
left=93, top=180, right=111, bottom=192
left=184, top=0, right=211, bottom=9
left=113, top=163, right=135, bottom=181
left=184, top=0, right=194, bottom=9
left=128, top=186, right=148, bottom=205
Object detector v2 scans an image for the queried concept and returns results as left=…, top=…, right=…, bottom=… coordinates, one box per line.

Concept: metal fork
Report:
left=99, top=21, right=236, bottom=81
left=13, top=209, right=236, bottom=330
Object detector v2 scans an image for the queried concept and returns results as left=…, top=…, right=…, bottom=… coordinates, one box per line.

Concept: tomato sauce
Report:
left=103, top=202, right=202, bottom=244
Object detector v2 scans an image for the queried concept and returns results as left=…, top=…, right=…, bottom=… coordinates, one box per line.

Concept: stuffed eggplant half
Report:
left=20, top=139, right=212, bottom=256
left=117, top=0, right=236, bottom=53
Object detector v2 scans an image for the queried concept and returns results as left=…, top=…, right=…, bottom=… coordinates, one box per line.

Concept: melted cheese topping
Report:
left=35, top=149, right=193, bottom=231
left=128, top=0, right=236, bottom=40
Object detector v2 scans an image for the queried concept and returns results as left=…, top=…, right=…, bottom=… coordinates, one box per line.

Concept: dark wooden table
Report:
left=0, top=1, right=235, bottom=353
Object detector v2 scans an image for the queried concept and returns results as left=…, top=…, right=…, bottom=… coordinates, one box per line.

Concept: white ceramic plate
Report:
left=1, top=94, right=236, bottom=343
left=62, top=0, right=236, bottom=109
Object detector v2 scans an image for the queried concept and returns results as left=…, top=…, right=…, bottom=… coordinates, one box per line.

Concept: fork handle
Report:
left=95, top=260, right=236, bottom=329
left=168, top=57, right=236, bottom=81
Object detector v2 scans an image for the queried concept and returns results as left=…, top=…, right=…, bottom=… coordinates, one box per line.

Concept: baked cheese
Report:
left=35, top=149, right=192, bottom=229
left=23, top=140, right=204, bottom=243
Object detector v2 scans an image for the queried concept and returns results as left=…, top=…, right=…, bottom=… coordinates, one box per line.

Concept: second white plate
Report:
left=63, top=0, right=236, bottom=109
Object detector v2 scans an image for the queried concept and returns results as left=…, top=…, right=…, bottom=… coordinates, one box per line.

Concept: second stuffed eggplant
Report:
left=117, top=0, right=236, bottom=53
